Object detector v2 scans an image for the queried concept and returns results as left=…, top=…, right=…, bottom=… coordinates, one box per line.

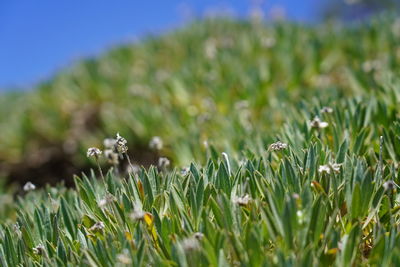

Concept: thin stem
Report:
left=125, top=152, right=135, bottom=175
left=379, top=135, right=384, bottom=182
left=96, top=159, right=105, bottom=181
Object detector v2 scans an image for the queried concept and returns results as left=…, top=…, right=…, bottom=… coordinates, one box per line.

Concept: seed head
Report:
left=310, top=116, right=329, bottom=129
left=149, top=136, right=163, bottom=150
left=269, top=141, right=288, bottom=151
left=115, top=133, right=128, bottom=153
left=87, top=147, right=102, bottom=158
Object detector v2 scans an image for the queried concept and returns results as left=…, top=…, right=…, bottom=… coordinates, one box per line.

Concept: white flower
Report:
left=330, top=163, right=341, bottom=173
left=233, top=194, right=251, bottom=206
left=87, top=147, right=102, bottom=158
left=158, top=157, right=170, bottom=169
left=383, top=180, right=396, bottom=191
left=104, top=149, right=119, bottom=165
left=149, top=136, right=163, bottom=150
left=23, top=181, right=36, bottom=191
left=318, top=165, right=331, bottom=174
left=115, top=133, right=128, bottom=153
left=103, top=138, right=117, bottom=149
left=98, top=194, right=116, bottom=208
left=318, top=163, right=342, bottom=174
left=310, top=116, right=329, bottom=129
left=269, top=141, right=288, bottom=151
left=194, top=232, right=204, bottom=240
left=33, top=244, right=45, bottom=255
left=130, top=206, right=145, bottom=221
left=320, top=106, right=333, bottom=114
left=180, top=237, right=200, bottom=251
left=116, top=249, right=132, bottom=264
left=89, top=221, right=105, bottom=232
left=13, top=223, right=22, bottom=237
left=180, top=167, right=190, bottom=176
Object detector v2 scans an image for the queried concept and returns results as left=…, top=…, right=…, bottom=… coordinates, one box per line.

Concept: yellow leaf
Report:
left=144, top=212, right=153, bottom=226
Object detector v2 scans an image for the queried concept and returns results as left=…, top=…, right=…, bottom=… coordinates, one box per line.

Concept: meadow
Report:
left=1, top=15, right=400, bottom=266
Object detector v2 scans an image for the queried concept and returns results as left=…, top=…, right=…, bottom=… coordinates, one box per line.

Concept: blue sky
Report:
left=0, top=1, right=320, bottom=90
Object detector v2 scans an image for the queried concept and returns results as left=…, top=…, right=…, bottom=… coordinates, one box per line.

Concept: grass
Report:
left=1, top=14, right=400, bottom=266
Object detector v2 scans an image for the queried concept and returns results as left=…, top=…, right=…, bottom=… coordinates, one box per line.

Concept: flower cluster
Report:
left=23, top=181, right=36, bottom=191
left=320, top=106, right=333, bottom=114
left=383, top=180, right=396, bottom=191
left=33, top=244, right=45, bottom=255
left=158, top=157, right=170, bottom=169
left=89, top=221, right=105, bottom=232
left=318, top=163, right=341, bottom=174
left=87, top=147, right=102, bottom=158
left=115, top=133, right=128, bottom=153
left=310, top=116, right=329, bottom=129
left=233, top=194, right=251, bottom=206
left=269, top=141, right=288, bottom=151
left=149, top=136, right=163, bottom=150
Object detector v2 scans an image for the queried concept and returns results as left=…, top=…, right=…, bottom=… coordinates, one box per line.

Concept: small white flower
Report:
left=13, top=223, right=22, bottom=237
left=87, top=147, right=102, bottom=158
left=23, top=181, right=36, bottom=191
left=149, top=136, right=163, bottom=150
left=261, top=36, right=276, bottom=48
left=319, top=163, right=341, bottom=174
left=330, top=163, right=341, bottom=173
left=116, top=249, right=132, bottom=264
left=115, top=133, right=128, bottom=153
left=33, top=244, right=45, bottom=255
left=310, top=116, right=329, bottom=129
left=383, top=180, right=396, bottom=191
left=181, top=167, right=190, bottom=176
left=130, top=206, right=145, bottom=221
left=180, top=237, right=200, bottom=251
left=269, top=141, right=288, bottom=151
left=104, top=149, right=119, bottom=165
left=318, top=165, right=331, bottom=174
left=89, top=221, right=105, bottom=232
left=233, top=194, right=251, bottom=206
left=320, top=106, right=333, bottom=114
left=158, top=157, right=170, bottom=169
left=103, top=138, right=117, bottom=149
left=194, top=232, right=204, bottom=240
left=98, top=194, right=116, bottom=208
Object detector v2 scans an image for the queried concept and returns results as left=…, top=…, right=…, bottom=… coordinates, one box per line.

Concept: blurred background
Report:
left=1, top=0, right=398, bottom=91
left=0, top=0, right=399, bottom=189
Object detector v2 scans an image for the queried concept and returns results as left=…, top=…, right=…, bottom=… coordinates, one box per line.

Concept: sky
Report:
left=0, top=1, right=320, bottom=90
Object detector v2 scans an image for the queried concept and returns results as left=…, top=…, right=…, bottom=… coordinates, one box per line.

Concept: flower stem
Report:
left=96, top=159, right=105, bottom=181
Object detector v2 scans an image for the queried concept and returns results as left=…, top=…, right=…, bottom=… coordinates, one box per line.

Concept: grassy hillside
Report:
left=2, top=16, right=400, bottom=186
left=1, top=15, right=400, bottom=265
